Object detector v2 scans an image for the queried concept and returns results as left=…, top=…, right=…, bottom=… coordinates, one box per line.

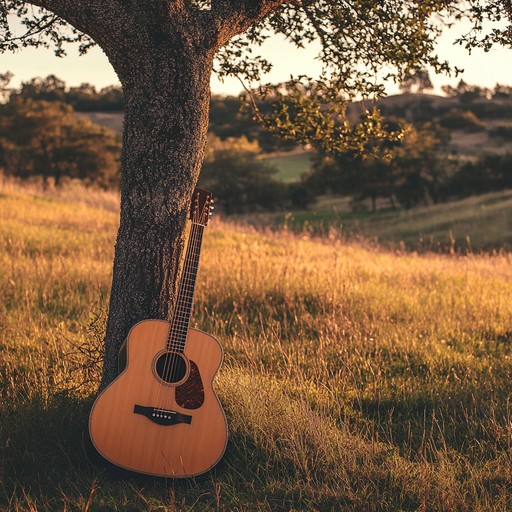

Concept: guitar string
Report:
left=168, top=221, right=202, bottom=407
left=155, top=220, right=199, bottom=411
left=156, top=210, right=205, bottom=412
left=157, top=194, right=209, bottom=411
left=155, top=220, right=196, bottom=411
left=167, top=217, right=205, bottom=410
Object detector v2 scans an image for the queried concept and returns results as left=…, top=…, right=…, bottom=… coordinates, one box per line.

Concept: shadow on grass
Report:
left=0, top=392, right=96, bottom=503
left=357, top=384, right=510, bottom=462
left=1, top=389, right=368, bottom=511
left=0, top=392, right=278, bottom=511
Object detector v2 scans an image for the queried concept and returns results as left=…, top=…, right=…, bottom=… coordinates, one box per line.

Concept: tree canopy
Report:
left=0, top=1, right=483, bottom=152
left=0, top=96, right=121, bottom=187
left=2, top=1, right=510, bottom=155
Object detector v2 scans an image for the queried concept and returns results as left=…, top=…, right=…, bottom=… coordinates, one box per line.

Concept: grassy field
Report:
left=1, top=183, right=512, bottom=511
left=258, top=151, right=313, bottom=183
left=264, top=189, right=512, bottom=252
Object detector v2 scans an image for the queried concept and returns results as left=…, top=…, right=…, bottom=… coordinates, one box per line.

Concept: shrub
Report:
left=439, top=109, right=485, bottom=132
left=489, top=124, right=512, bottom=141
left=199, top=135, right=288, bottom=214
left=444, top=153, right=512, bottom=198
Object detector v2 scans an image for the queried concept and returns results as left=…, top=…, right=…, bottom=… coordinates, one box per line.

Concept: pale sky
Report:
left=2, top=19, right=511, bottom=96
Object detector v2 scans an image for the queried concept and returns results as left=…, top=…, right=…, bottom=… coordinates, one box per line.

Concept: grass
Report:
left=1, top=181, right=512, bottom=510
left=266, top=189, right=512, bottom=252
left=258, top=151, right=313, bottom=183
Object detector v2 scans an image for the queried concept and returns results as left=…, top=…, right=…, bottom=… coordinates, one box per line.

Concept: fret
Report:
left=166, top=221, right=206, bottom=350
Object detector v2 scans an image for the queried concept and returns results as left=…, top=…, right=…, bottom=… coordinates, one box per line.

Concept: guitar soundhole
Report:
left=155, top=351, right=188, bottom=384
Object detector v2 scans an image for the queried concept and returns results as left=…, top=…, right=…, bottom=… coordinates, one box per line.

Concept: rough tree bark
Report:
left=95, top=10, right=222, bottom=387
left=91, top=1, right=283, bottom=388
left=101, top=53, right=215, bottom=387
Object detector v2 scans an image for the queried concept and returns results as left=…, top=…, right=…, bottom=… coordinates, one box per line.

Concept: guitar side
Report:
left=89, top=320, right=228, bottom=478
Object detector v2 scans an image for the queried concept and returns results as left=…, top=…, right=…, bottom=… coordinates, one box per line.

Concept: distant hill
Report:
left=354, top=92, right=512, bottom=160
left=258, top=188, right=512, bottom=252
left=76, top=111, right=124, bottom=133
left=78, top=92, right=512, bottom=181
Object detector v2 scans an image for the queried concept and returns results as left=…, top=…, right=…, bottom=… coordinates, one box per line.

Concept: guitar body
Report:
left=89, top=320, right=227, bottom=478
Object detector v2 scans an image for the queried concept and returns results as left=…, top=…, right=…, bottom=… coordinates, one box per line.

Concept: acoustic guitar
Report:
left=89, top=188, right=227, bottom=477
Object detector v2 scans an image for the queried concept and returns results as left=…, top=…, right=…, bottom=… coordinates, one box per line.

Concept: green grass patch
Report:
left=269, top=189, right=512, bottom=252
left=259, top=151, right=313, bottom=183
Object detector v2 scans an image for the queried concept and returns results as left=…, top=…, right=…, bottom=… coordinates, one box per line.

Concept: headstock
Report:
left=190, top=188, right=214, bottom=226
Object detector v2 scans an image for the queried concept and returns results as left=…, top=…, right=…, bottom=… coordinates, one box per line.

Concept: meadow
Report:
left=258, top=151, right=312, bottom=183
left=266, top=190, right=512, bottom=253
left=1, top=181, right=512, bottom=511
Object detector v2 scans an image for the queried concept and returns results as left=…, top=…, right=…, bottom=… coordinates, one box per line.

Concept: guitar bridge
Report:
left=134, top=405, right=192, bottom=426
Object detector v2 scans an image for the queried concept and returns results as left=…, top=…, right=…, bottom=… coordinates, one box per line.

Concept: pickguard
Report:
left=175, top=360, right=204, bottom=409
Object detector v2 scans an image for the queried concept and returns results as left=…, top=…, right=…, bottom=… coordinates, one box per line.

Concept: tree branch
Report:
left=14, top=0, right=195, bottom=79
left=210, top=0, right=287, bottom=47
left=17, top=0, right=183, bottom=51
left=4, top=14, right=59, bottom=42
left=23, top=0, right=96, bottom=31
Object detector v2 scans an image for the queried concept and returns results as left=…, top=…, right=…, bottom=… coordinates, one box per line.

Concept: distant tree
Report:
left=305, top=120, right=453, bottom=210
left=439, top=109, right=486, bottom=131
left=399, top=69, right=434, bottom=94
left=446, top=153, right=512, bottom=197
left=305, top=151, right=392, bottom=212
left=392, top=123, right=454, bottom=207
left=492, top=84, right=512, bottom=100
left=0, top=97, right=120, bottom=187
left=14, top=74, right=67, bottom=103
left=53, top=118, right=121, bottom=187
left=94, top=85, right=124, bottom=112
left=9, top=74, right=125, bottom=112
left=66, top=83, right=100, bottom=111
left=441, top=80, right=490, bottom=102
left=199, top=134, right=286, bottom=214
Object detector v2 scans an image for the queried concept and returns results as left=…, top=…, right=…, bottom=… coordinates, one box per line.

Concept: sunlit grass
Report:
left=1, top=182, right=512, bottom=511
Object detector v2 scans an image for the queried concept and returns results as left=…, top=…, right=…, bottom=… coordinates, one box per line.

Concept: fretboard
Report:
left=167, top=222, right=204, bottom=352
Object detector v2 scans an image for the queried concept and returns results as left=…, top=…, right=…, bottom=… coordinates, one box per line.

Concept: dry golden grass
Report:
left=1, top=181, right=511, bottom=511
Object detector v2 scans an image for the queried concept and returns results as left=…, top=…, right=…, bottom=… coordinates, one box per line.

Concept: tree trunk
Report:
left=100, top=47, right=214, bottom=388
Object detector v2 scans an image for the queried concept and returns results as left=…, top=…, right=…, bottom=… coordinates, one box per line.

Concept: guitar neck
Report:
left=167, top=222, right=205, bottom=352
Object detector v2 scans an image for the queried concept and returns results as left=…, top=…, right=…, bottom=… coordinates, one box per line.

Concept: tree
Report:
left=0, top=0, right=484, bottom=387
left=199, top=134, right=286, bottom=213
left=305, top=144, right=401, bottom=213
left=15, top=74, right=67, bottom=102
left=441, top=79, right=490, bottom=102
left=445, top=153, right=512, bottom=198
left=399, top=68, right=434, bottom=94
left=391, top=122, right=454, bottom=208
left=304, top=120, right=454, bottom=210
left=0, top=97, right=120, bottom=187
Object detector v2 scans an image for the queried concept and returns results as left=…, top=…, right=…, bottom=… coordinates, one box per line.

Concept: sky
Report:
left=2, top=18, right=511, bottom=97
